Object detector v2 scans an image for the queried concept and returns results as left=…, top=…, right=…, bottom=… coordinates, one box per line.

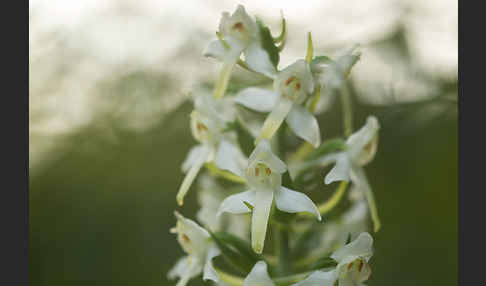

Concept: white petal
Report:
left=290, top=270, right=337, bottom=286
left=181, top=145, right=205, bottom=173
left=234, top=87, right=280, bottom=112
left=203, top=245, right=221, bottom=282
left=248, top=139, right=287, bottom=173
left=167, top=256, right=189, bottom=280
left=244, top=42, right=277, bottom=78
left=346, top=116, right=380, bottom=165
left=215, top=139, right=247, bottom=178
left=174, top=212, right=211, bottom=242
left=350, top=166, right=381, bottom=232
left=177, top=145, right=211, bottom=206
left=257, top=97, right=294, bottom=143
left=324, top=153, right=351, bottom=185
left=217, top=190, right=256, bottom=215
left=251, top=189, right=274, bottom=254
left=331, top=232, right=373, bottom=263
left=203, top=40, right=228, bottom=61
left=168, top=255, right=204, bottom=286
left=243, top=261, right=275, bottom=286
left=275, top=186, right=321, bottom=220
left=286, top=105, right=321, bottom=147
left=203, top=37, right=245, bottom=63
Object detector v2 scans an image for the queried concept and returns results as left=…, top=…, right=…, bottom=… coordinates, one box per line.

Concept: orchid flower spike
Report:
left=204, top=5, right=277, bottom=98
left=217, top=139, right=321, bottom=253
left=168, top=212, right=220, bottom=286
left=234, top=59, right=321, bottom=147
left=176, top=93, right=247, bottom=205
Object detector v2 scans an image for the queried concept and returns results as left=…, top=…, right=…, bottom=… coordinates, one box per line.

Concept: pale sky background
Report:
left=29, top=0, right=457, bottom=171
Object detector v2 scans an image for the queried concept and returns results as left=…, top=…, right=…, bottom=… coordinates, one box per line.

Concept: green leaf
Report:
left=209, top=230, right=254, bottom=273
left=256, top=18, right=280, bottom=68
left=305, top=138, right=347, bottom=161
left=233, top=119, right=255, bottom=157
left=213, top=232, right=262, bottom=264
left=281, top=171, right=294, bottom=190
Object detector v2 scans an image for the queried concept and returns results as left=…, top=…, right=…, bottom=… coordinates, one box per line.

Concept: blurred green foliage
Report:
left=29, top=88, right=457, bottom=286
left=29, top=21, right=457, bottom=286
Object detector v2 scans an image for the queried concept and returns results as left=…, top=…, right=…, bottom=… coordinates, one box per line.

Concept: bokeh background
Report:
left=29, top=0, right=457, bottom=285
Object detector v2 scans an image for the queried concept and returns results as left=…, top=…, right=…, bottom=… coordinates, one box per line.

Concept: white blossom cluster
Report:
left=168, top=5, right=381, bottom=286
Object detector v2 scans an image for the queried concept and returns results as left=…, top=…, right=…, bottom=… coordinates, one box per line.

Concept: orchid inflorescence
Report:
left=169, top=5, right=381, bottom=286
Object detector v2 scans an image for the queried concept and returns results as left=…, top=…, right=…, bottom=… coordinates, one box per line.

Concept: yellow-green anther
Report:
left=305, top=32, right=313, bottom=63
left=216, top=31, right=230, bottom=50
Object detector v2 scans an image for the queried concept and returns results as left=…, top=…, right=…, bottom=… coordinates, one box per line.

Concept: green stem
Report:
left=213, top=61, right=234, bottom=98
left=297, top=181, right=348, bottom=218
left=277, top=227, right=291, bottom=275
left=340, top=83, right=353, bottom=137
left=216, top=269, right=244, bottom=286
left=317, top=181, right=348, bottom=214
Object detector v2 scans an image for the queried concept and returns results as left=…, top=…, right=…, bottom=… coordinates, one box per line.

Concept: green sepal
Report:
left=243, top=201, right=254, bottom=211
left=256, top=18, right=280, bottom=68
left=345, top=232, right=352, bottom=244
left=305, top=138, right=347, bottom=161
left=312, top=55, right=333, bottom=65
left=308, top=256, right=338, bottom=271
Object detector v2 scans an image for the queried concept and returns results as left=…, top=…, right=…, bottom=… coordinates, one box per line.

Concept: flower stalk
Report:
left=169, top=5, right=382, bottom=286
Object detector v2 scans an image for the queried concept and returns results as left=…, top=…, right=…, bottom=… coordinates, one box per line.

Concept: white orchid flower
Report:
left=317, top=199, right=369, bottom=255
left=243, top=261, right=275, bottom=286
left=293, top=116, right=380, bottom=231
left=234, top=59, right=321, bottom=147
left=217, top=139, right=321, bottom=253
left=291, top=232, right=373, bottom=286
left=196, top=174, right=250, bottom=239
left=168, top=212, right=220, bottom=286
left=204, top=5, right=277, bottom=98
left=309, top=46, right=361, bottom=115
left=331, top=232, right=373, bottom=286
left=177, top=93, right=247, bottom=205
left=312, top=45, right=361, bottom=92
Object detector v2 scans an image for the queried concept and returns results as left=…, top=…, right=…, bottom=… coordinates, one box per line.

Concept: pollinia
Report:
left=169, top=5, right=381, bottom=286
